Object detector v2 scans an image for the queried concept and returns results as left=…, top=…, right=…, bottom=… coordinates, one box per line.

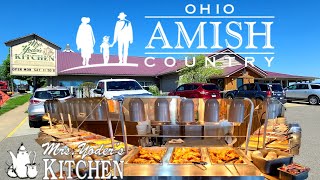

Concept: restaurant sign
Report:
left=8, top=36, right=58, bottom=76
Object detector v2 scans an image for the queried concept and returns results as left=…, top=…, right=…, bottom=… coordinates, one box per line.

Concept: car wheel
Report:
left=29, top=120, right=35, bottom=128
left=308, top=96, right=319, bottom=105
left=226, top=95, right=233, bottom=99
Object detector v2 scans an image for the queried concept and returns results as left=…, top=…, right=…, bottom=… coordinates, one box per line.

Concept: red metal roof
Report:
left=57, top=51, right=315, bottom=80
left=58, top=52, right=185, bottom=76
left=265, top=71, right=315, bottom=79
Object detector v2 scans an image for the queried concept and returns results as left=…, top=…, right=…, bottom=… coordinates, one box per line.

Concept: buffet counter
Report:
left=121, top=146, right=263, bottom=178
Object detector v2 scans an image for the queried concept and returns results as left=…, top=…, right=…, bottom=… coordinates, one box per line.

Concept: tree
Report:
left=178, top=55, right=223, bottom=84
left=0, top=54, right=12, bottom=81
left=148, top=85, right=160, bottom=96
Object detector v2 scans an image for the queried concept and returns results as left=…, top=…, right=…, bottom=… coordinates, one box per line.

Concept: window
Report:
left=59, top=81, right=83, bottom=87
left=177, top=85, right=185, bottom=91
left=184, top=84, right=194, bottom=91
left=138, top=82, right=145, bottom=86
left=247, top=84, right=255, bottom=90
left=236, top=78, right=243, bottom=88
left=34, top=90, right=70, bottom=99
left=138, top=81, right=154, bottom=87
left=296, top=84, right=309, bottom=90
left=259, top=84, right=269, bottom=91
left=238, top=85, right=245, bottom=91
left=311, top=84, right=320, bottom=89
left=97, top=82, right=105, bottom=90
left=192, top=85, right=200, bottom=90
left=287, top=85, right=297, bottom=90
left=106, top=81, right=143, bottom=91
left=270, top=84, right=283, bottom=91
left=202, top=84, right=218, bottom=90
left=145, top=82, right=154, bottom=86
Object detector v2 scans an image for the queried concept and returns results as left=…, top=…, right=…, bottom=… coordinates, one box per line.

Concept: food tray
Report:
left=127, top=147, right=167, bottom=164
left=207, top=147, right=246, bottom=164
left=251, top=149, right=293, bottom=175
left=59, top=136, right=85, bottom=143
left=169, top=147, right=204, bottom=164
left=81, top=134, right=105, bottom=141
left=278, top=167, right=309, bottom=180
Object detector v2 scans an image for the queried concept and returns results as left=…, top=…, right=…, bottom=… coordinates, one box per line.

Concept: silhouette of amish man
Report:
left=76, top=17, right=95, bottom=66
left=110, top=12, right=133, bottom=64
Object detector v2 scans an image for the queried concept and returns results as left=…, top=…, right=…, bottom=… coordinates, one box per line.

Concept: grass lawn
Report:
left=0, top=94, right=31, bottom=116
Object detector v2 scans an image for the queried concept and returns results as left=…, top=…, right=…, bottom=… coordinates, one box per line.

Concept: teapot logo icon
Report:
left=6, top=143, right=38, bottom=179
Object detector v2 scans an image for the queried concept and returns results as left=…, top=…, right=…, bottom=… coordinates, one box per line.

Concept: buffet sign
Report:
left=41, top=142, right=124, bottom=179
left=36, top=126, right=126, bottom=179
left=10, top=39, right=57, bottom=76
left=5, top=34, right=60, bottom=76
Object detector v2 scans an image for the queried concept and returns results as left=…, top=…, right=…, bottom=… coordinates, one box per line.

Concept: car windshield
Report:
left=260, top=84, right=283, bottom=91
left=107, top=81, right=143, bottom=91
left=202, top=84, right=218, bottom=90
left=34, top=90, right=70, bottom=99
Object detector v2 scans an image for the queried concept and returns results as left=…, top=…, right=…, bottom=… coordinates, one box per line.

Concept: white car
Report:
left=91, top=79, right=152, bottom=99
left=285, top=83, right=320, bottom=105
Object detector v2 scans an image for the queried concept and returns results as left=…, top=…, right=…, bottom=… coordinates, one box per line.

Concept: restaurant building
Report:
left=56, top=46, right=315, bottom=94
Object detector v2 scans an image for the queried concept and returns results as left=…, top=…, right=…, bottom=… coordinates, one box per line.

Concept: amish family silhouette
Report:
left=76, top=12, right=133, bottom=66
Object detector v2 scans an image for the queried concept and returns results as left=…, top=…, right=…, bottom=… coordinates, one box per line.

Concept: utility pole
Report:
left=33, top=76, right=37, bottom=92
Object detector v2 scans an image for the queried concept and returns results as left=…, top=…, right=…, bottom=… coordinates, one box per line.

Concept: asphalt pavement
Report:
left=0, top=102, right=319, bottom=179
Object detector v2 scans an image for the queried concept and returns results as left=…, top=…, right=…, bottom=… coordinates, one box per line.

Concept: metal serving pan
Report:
left=207, top=147, right=247, bottom=165
left=169, top=147, right=204, bottom=164
left=126, top=147, right=167, bottom=165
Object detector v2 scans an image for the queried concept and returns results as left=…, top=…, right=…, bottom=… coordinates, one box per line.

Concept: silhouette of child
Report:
left=100, top=36, right=110, bottom=64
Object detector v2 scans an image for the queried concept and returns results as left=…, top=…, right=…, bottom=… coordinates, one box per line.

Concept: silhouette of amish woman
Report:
left=110, top=12, right=133, bottom=64
left=76, top=17, right=95, bottom=66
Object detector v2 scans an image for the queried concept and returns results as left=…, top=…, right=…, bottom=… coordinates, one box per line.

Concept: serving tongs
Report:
left=223, top=157, right=241, bottom=175
left=192, top=161, right=207, bottom=171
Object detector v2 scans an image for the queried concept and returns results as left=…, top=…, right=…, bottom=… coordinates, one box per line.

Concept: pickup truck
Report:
left=91, top=79, right=152, bottom=99
left=0, top=80, right=9, bottom=94
left=224, top=83, right=286, bottom=104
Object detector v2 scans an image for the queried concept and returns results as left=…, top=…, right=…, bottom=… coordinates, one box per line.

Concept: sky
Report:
left=0, top=0, right=320, bottom=79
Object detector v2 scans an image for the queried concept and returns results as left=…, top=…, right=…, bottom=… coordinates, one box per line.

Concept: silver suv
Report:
left=28, top=86, right=73, bottom=127
left=285, top=83, right=320, bottom=105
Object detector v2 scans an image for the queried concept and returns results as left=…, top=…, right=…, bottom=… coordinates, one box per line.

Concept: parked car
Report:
left=224, top=83, right=286, bottom=104
left=28, top=86, right=73, bottom=127
left=91, top=79, right=152, bottom=98
left=168, top=83, right=221, bottom=99
left=17, top=84, right=29, bottom=93
left=285, top=83, right=320, bottom=105
left=0, top=80, right=9, bottom=94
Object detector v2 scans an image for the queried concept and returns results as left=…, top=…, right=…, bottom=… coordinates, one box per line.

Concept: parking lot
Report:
left=0, top=102, right=319, bottom=179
